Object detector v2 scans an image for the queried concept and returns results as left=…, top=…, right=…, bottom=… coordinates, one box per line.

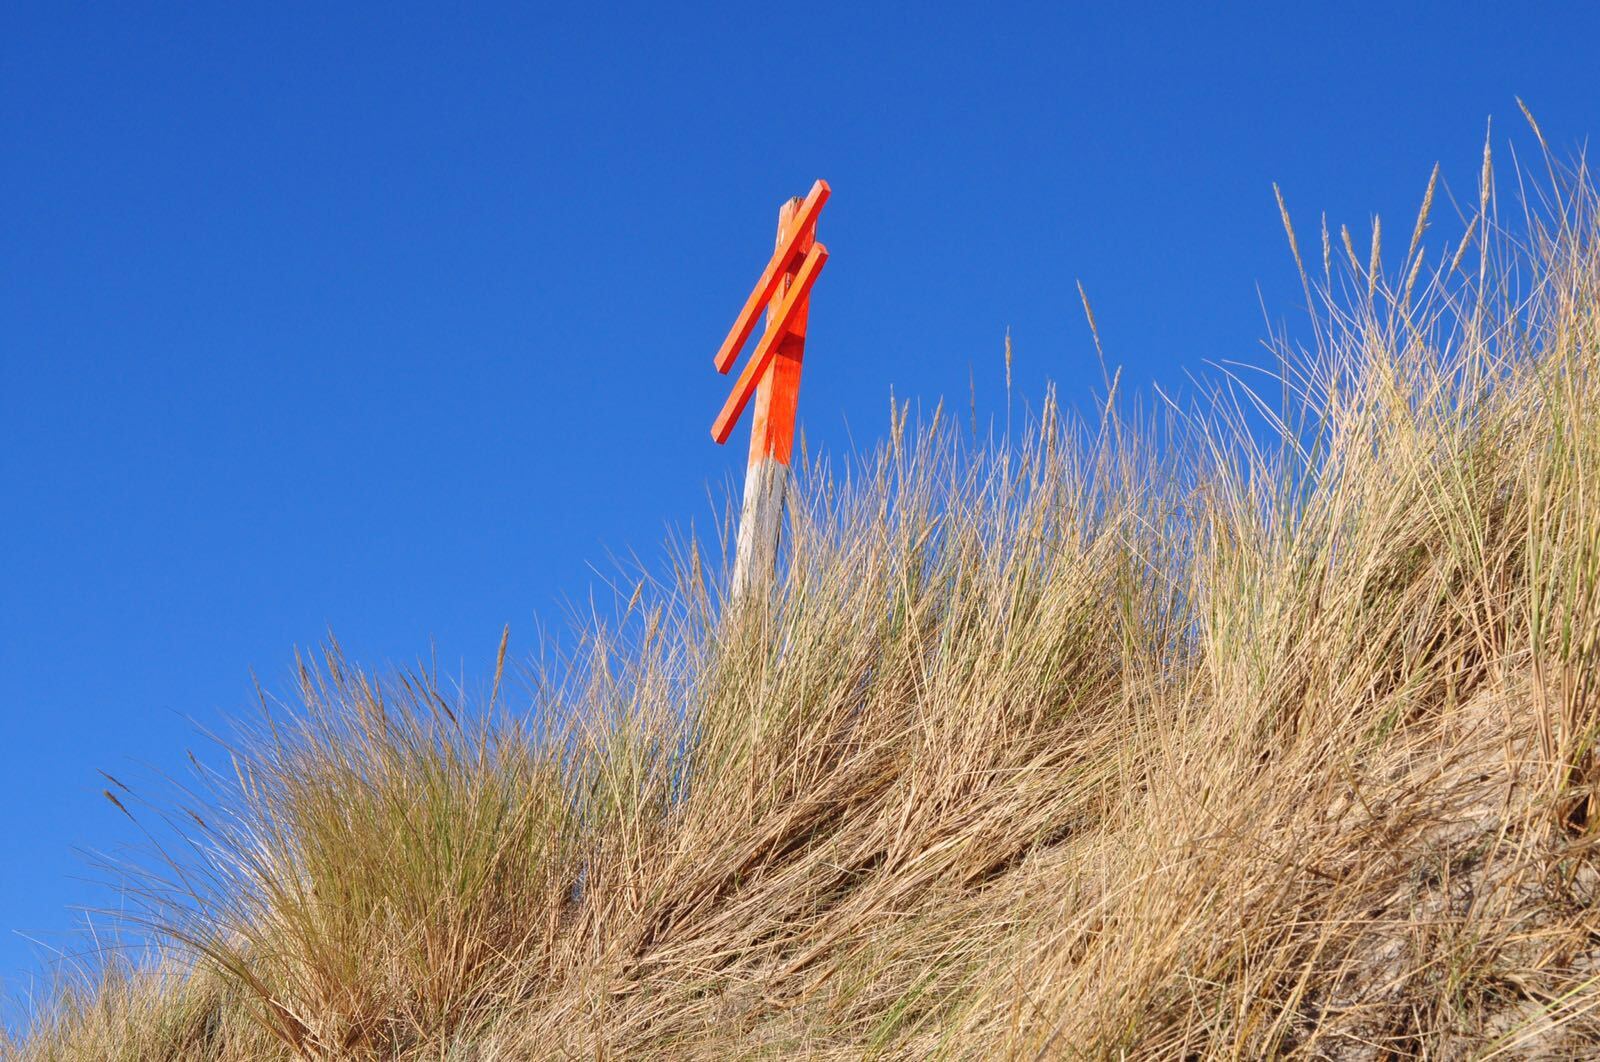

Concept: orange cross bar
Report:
left=713, top=179, right=830, bottom=375
left=711, top=241, right=828, bottom=444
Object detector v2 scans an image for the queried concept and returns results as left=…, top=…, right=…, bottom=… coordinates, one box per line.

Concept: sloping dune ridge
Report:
left=11, top=130, right=1600, bottom=1059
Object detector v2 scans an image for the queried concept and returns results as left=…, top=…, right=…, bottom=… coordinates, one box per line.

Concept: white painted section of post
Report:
left=731, top=454, right=790, bottom=601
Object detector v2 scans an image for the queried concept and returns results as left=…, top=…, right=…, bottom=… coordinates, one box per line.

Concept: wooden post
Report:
left=731, top=196, right=809, bottom=600
left=709, top=179, right=829, bottom=602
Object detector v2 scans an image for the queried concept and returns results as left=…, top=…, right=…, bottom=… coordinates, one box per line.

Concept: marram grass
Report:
left=10, top=131, right=1600, bottom=1060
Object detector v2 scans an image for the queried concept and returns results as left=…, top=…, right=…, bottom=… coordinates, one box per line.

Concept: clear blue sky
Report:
left=2, top=3, right=1596, bottom=994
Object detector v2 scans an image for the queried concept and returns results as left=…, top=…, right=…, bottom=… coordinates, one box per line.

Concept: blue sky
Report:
left=2, top=2, right=1596, bottom=995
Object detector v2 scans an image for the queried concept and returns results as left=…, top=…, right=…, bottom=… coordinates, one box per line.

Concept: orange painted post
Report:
left=711, top=182, right=830, bottom=601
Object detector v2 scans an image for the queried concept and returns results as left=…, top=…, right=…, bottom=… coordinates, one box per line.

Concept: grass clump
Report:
left=10, top=126, right=1600, bottom=1059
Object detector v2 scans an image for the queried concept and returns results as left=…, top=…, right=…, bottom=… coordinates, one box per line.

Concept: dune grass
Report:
left=9, top=126, right=1600, bottom=1059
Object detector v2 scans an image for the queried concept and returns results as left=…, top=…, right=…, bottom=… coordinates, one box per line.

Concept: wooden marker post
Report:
left=711, top=180, right=830, bottom=600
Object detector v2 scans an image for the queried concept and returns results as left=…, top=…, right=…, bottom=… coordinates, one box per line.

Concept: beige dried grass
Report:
left=10, top=125, right=1600, bottom=1061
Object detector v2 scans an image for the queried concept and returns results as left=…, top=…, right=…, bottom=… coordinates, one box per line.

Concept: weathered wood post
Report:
left=731, top=196, right=808, bottom=598
left=710, top=181, right=830, bottom=601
